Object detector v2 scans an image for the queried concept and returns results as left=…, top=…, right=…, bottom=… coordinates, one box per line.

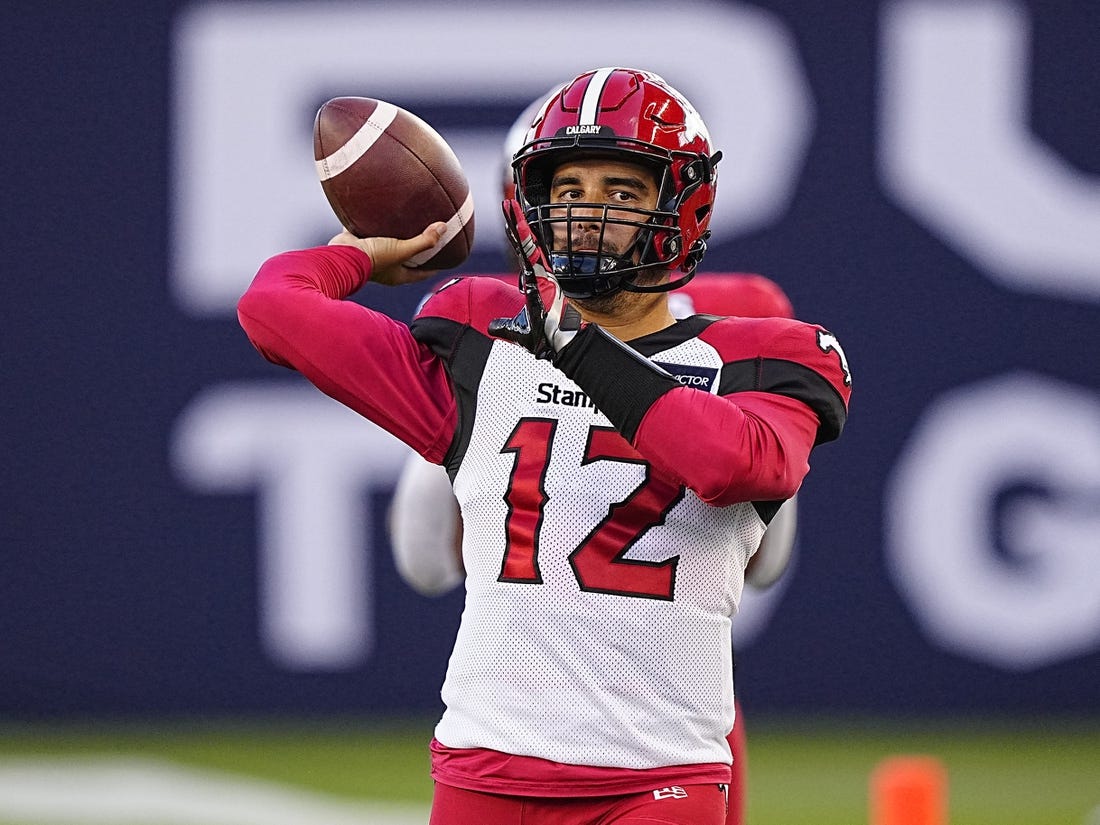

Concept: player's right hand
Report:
left=328, top=222, right=447, bottom=286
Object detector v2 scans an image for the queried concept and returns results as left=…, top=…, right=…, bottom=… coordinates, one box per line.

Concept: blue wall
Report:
left=3, top=0, right=1098, bottom=718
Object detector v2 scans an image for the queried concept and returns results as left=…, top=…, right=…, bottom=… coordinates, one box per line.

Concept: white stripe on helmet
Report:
left=578, top=67, right=617, bottom=126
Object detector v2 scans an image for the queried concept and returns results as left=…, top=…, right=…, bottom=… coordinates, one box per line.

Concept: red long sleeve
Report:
left=633, top=388, right=818, bottom=506
left=237, top=245, right=457, bottom=461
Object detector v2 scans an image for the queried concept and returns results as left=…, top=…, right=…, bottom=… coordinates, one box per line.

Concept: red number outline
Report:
left=498, top=420, right=683, bottom=600
left=497, top=418, right=556, bottom=583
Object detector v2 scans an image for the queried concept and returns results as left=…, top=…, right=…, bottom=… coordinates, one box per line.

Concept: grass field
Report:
left=0, top=716, right=1096, bottom=824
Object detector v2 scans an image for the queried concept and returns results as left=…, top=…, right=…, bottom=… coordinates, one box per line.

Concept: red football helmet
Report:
left=511, top=67, right=721, bottom=299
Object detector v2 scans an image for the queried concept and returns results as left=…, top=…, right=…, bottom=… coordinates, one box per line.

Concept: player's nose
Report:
left=569, top=203, right=604, bottom=229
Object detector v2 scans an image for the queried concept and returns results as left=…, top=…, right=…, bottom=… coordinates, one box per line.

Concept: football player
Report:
left=389, top=95, right=800, bottom=825
left=239, top=67, right=850, bottom=825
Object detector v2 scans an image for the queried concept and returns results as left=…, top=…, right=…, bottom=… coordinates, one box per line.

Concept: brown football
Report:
left=313, top=96, right=475, bottom=270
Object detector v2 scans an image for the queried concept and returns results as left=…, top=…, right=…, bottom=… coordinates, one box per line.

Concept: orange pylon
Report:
left=869, top=755, right=949, bottom=825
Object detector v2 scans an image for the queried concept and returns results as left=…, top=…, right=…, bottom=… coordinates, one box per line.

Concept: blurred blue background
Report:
left=3, top=0, right=1098, bottom=721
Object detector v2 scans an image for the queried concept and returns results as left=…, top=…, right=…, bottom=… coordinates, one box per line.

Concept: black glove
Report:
left=488, top=200, right=583, bottom=360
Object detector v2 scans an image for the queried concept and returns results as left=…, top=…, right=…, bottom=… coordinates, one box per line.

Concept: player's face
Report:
left=546, top=157, right=659, bottom=261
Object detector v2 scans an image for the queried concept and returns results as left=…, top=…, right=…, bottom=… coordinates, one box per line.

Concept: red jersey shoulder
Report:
left=415, top=273, right=523, bottom=330
left=676, top=273, right=794, bottom=319
left=701, top=315, right=852, bottom=405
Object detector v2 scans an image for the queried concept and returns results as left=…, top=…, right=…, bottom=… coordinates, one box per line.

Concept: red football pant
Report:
left=429, top=782, right=727, bottom=825
left=728, top=697, right=748, bottom=825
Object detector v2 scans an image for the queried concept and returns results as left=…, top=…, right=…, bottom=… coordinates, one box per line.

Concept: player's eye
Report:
left=553, top=188, right=583, bottom=201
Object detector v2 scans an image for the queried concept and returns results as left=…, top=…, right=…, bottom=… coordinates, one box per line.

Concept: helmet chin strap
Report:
left=620, top=270, right=696, bottom=293
left=549, top=244, right=699, bottom=298
left=549, top=252, right=630, bottom=276
left=543, top=217, right=707, bottom=299
left=549, top=252, right=630, bottom=298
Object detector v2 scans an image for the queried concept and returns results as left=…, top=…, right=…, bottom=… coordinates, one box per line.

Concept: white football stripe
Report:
left=578, top=67, right=615, bottom=126
left=315, top=100, right=399, bottom=181
left=0, top=756, right=429, bottom=825
left=404, top=191, right=475, bottom=267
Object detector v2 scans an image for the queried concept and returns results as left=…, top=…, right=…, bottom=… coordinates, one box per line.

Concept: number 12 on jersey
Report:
left=498, top=418, right=685, bottom=601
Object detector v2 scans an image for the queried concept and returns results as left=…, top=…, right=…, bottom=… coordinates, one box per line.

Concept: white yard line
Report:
left=0, top=757, right=428, bottom=825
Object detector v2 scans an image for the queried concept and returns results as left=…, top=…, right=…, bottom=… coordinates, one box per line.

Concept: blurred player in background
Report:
left=389, top=92, right=800, bottom=825
left=239, top=67, right=850, bottom=825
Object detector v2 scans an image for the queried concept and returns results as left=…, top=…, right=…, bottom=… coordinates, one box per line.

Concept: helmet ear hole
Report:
left=694, top=204, right=711, bottom=224
left=682, top=230, right=711, bottom=272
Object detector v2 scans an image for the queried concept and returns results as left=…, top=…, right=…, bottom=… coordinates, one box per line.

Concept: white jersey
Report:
left=433, top=339, right=763, bottom=768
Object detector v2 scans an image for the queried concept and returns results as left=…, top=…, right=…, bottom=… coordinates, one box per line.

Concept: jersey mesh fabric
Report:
left=434, top=335, right=765, bottom=770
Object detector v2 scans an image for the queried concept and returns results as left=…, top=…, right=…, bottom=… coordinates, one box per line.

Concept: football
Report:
left=313, top=96, right=475, bottom=269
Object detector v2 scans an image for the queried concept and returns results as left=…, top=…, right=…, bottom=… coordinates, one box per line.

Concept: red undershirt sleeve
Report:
left=632, top=388, right=817, bottom=506
left=552, top=323, right=821, bottom=507
left=237, top=245, right=457, bottom=462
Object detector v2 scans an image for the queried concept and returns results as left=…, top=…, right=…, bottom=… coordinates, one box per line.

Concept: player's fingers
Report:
left=357, top=223, right=449, bottom=286
left=328, top=223, right=446, bottom=261
left=330, top=222, right=441, bottom=270
left=380, top=222, right=446, bottom=268
left=405, top=222, right=448, bottom=255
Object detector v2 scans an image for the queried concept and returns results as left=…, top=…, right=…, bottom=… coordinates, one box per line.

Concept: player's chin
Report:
left=573, top=284, right=650, bottom=316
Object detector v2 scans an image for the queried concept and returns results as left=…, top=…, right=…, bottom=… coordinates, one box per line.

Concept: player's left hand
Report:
left=489, top=200, right=583, bottom=359
left=328, top=222, right=447, bottom=286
